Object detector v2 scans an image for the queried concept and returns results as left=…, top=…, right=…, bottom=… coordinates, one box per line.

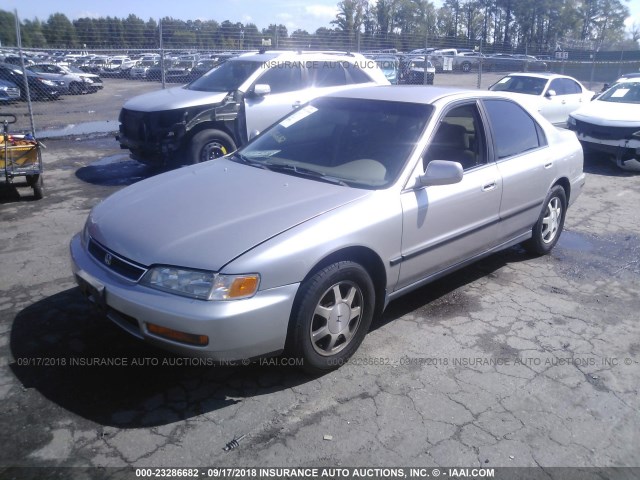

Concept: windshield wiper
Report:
left=264, top=163, right=349, bottom=186
left=230, top=153, right=270, bottom=170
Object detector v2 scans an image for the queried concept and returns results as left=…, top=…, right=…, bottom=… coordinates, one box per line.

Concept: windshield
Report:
left=175, top=61, right=194, bottom=68
left=235, top=97, right=433, bottom=189
left=187, top=59, right=262, bottom=92
left=598, top=81, right=640, bottom=104
left=489, top=75, right=548, bottom=96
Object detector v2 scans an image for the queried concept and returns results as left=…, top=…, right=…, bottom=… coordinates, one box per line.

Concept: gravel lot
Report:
left=0, top=73, right=638, bottom=479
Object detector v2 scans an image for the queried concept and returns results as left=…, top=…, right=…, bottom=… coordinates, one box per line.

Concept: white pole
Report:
left=15, top=9, right=36, bottom=137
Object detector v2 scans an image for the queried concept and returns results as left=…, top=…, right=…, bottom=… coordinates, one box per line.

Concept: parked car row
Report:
left=403, top=48, right=549, bottom=73
left=0, top=63, right=64, bottom=101
left=0, top=61, right=104, bottom=102
left=73, top=52, right=233, bottom=82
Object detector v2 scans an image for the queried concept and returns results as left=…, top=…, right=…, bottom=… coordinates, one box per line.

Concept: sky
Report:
left=4, top=0, right=341, bottom=34
left=4, top=0, right=640, bottom=36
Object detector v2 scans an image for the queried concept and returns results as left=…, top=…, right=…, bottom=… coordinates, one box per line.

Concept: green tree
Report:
left=0, top=10, right=17, bottom=46
left=332, top=0, right=369, bottom=48
left=42, top=13, right=78, bottom=48
left=143, top=18, right=158, bottom=48
left=74, top=18, right=100, bottom=48
left=242, top=23, right=261, bottom=49
left=22, top=19, right=47, bottom=48
left=262, top=24, right=288, bottom=48
left=123, top=14, right=145, bottom=48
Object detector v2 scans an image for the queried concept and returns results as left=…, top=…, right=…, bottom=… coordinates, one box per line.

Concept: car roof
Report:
left=234, top=50, right=369, bottom=62
left=614, top=76, right=640, bottom=84
left=503, top=72, right=570, bottom=80
left=322, top=84, right=511, bottom=105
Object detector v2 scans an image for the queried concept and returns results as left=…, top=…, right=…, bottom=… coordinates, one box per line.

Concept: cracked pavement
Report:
left=1, top=83, right=639, bottom=477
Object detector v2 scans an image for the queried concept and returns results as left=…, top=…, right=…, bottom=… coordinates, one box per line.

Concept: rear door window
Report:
left=483, top=99, right=547, bottom=160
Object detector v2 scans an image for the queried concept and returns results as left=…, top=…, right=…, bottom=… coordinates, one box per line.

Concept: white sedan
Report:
left=568, top=77, right=640, bottom=171
left=489, top=72, right=594, bottom=127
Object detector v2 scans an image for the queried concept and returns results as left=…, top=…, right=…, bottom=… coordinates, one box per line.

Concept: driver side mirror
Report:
left=418, top=160, right=463, bottom=187
left=252, top=84, right=271, bottom=97
left=545, top=89, right=557, bottom=98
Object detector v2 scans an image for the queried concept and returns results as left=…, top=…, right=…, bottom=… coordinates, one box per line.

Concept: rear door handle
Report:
left=292, top=101, right=302, bottom=109
left=544, top=162, right=553, bottom=169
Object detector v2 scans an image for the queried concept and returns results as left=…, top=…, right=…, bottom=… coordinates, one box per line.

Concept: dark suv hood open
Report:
left=122, top=86, right=229, bottom=112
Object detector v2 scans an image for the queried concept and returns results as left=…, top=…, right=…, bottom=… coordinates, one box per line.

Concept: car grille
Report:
left=120, top=109, right=150, bottom=142
left=88, top=238, right=147, bottom=281
left=6, top=87, right=19, bottom=98
left=575, top=120, right=638, bottom=141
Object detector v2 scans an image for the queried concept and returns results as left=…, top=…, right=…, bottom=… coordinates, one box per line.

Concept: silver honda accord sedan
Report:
left=70, top=85, right=585, bottom=373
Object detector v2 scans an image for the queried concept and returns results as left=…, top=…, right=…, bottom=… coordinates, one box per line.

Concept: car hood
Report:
left=87, top=158, right=369, bottom=271
left=571, top=100, right=640, bottom=127
left=122, top=86, right=228, bottom=111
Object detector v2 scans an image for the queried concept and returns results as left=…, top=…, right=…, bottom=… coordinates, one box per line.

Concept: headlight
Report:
left=0, top=86, right=8, bottom=92
left=82, top=77, right=94, bottom=84
left=39, top=79, right=56, bottom=86
left=567, top=116, right=576, bottom=127
left=140, top=266, right=260, bottom=301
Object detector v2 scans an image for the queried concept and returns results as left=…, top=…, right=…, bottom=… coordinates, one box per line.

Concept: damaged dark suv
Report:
left=117, top=51, right=389, bottom=165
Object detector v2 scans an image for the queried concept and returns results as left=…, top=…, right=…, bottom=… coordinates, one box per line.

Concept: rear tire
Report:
left=188, top=129, right=236, bottom=164
left=288, top=261, right=375, bottom=374
left=522, top=185, right=566, bottom=255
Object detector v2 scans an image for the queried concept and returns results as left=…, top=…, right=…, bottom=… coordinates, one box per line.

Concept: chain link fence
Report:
left=1, top=10, right=639, bottom=136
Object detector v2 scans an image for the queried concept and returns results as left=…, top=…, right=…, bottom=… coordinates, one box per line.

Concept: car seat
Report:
left=424, top=123, right=475, bottom=169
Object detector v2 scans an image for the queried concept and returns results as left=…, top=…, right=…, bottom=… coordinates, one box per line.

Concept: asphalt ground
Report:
left=0, top=74, right=638, bottom=479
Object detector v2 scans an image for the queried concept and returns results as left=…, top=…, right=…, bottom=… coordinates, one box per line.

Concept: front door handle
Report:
left=482, top=181, right=497, bottom=191
left=292, top=101, right=302, bottom=109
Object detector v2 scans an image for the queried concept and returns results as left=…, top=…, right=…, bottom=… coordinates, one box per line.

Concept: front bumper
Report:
left=572, top=129, right=640, bottom=170
left=70, top=234, right=298, bottom=361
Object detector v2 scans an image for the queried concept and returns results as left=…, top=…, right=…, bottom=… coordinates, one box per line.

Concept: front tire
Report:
left=69, top=82, right=83, bottom=95
left=523, top=185, right=566, bottom=255
left=188, top=129, right=236, bottom=164
left=288, top=261, right=375, bottom=374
